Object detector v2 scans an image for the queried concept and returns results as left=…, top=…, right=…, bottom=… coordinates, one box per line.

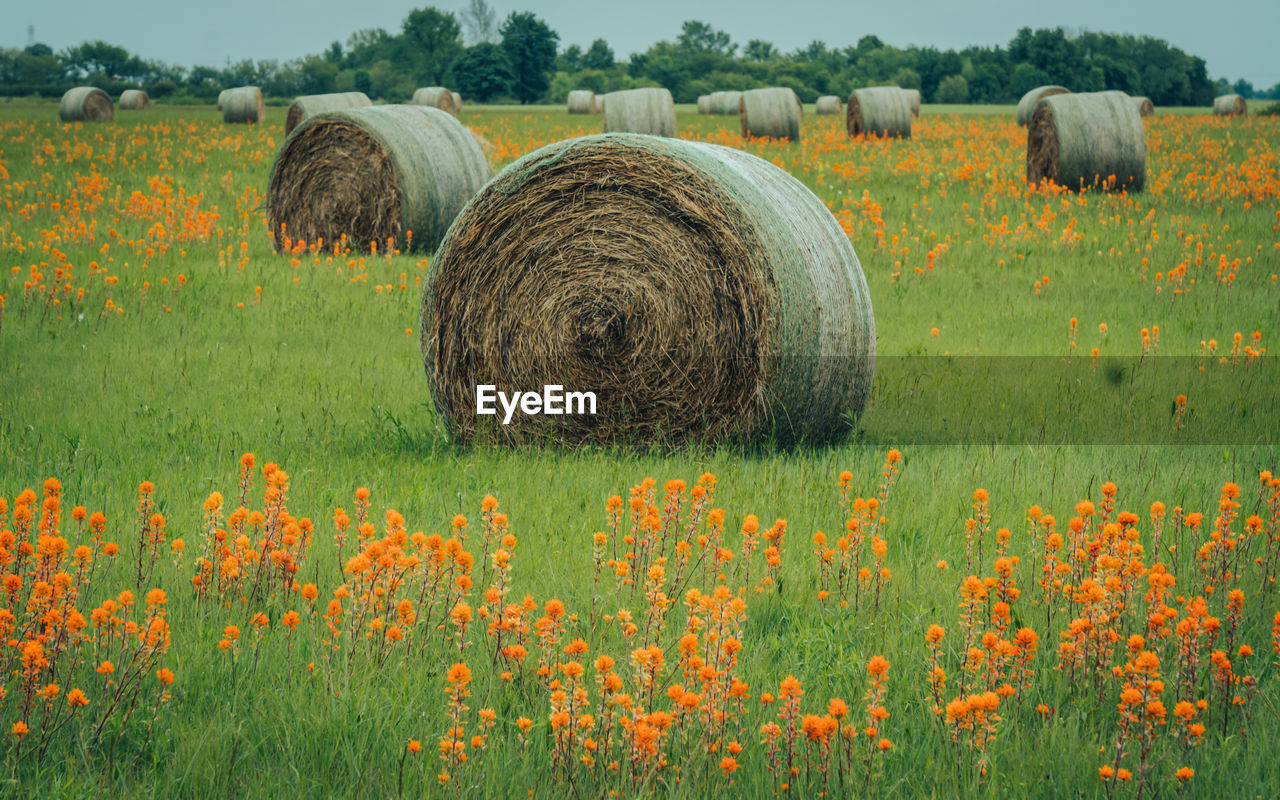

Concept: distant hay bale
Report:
left=217, top=89, right=229, bottom=110
left=815, top=95, right=841, bottom=114
left=601, top=88, right=676, bottom=137
left=697, top=95, right=710, bottom=114
left=739, top=87, right=802, bottom=141
left=58, top=87, right=113, bottom=122
left=1016, top=85, right=1070, bottom=125
left=1131, top=96, right=1154, bottom=117
left=411, top=87, right=459, bottom=114
left=1213, top=94, right=1247, bottom=116
left=452, top=92, right=462, bottom=111
left=420, top=133, right=875, bottom=446
left=709, top=91, right=743, bottom=115
left=222, top=86, right=265, bottom=124
left=1026, top=91, right=1146, bottom=193
left=592, top=95, right=603, bottom=113
left=118, top=89, right=150, bottom=110
left=846, top=87, right=911, bottom=138
left=904, top=88, right=921, bottom=116
left=567, top=90, right=595, bottom=114
left=285, top=92, right=372, bottom=135
left=267, top=105, right=492, bottom=254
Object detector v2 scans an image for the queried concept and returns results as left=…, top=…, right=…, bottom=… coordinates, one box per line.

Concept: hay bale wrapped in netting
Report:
left=710, top=91, right=742, bottom=114
left=1016, top=85, right=1069, bottom=125
left=119, top=89, right=150, bottom=110
left=267, top=105, right=492, bottom=254
left=222, top=86, right=265, bottom=124
left=739, top=87, right=802, bottom=140
left=217, top=89, right=229, bottom=110
left=1131, top=96, right=1154, bottom=117
left=567, top=90, right=595, bottom=114
left=1213, top=94, right=1247, bottom=116
left=420, top=133, right=875, bottom=447
left=58, top=87, right=113, bottom=122
left=1027, top=91, right=1145, bottom=193
left=452, top=92, right=462, bottom=111
left=846, top=87, right=911, bottom=138
left=904, top=88, right=921, bottom=116
left=601, top=88, right=676, bottom=137
left=697, top=95, right=711, bottom=114
left=285, top=92, right=371, bottom=134
left=815, top=95, right=841, bottom=114
left=411, top=87, right=459, bottom=114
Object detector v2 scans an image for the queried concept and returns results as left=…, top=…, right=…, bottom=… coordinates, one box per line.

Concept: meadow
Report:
left=0, top=100, right=1277, bottom=798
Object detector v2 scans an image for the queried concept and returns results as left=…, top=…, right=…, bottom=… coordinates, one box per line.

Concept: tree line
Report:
left=1, top=3, right=1273, bottom=106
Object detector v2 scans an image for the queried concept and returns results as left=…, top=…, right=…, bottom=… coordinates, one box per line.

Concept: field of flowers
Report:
left=0, top=102, right=1277, bottom=797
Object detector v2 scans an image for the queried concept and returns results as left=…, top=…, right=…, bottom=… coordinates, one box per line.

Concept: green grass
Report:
left=0, top=103, right=1277, bottom=798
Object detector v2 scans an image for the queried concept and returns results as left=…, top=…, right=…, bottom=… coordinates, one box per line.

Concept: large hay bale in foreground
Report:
left=1131, top=96, right=1154, bottom=117
left=1213, top=94, right=1247, bottom=116
left=815, top=95, right=841, bottom=114
left=904, top=88, right=921, bottom=116
left=1016, top=85, right=1069, bottom=125
left=222, top=86, right=265, bottom=124
left=567, top=90, right=595, bottom=114
left=420, top=133, right=875, bottom=446
left=58, top=87, right=113, bottom=122
left=846, top=87, right=911, bottom=138
left=739, top=87, right=802, bottom=141
left=285, top=92, right=372, bottom=135
left=411, top=87, right=458, bottom=114
left=709, top=91, right=742, bottom=115
left=697, top=95, right=711, bottom=114
left=267, top=105, right=492, bottom=254
left=601, top=88, right=676, bottom=137
left=119, top=89, right=150, bottom=110
left=1027, top=91, right=1145, bottom=193
left=217, top=89, right=229, bottom=111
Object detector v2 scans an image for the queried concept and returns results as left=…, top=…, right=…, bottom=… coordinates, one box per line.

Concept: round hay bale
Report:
left=601, top=88, right=676, bottom=137
left=815, top=95, right=841, bottom=115
left=419, top=133, right=875, bottom=447
left=697, top=95, right=711, bottom=114
left=567, top=90, right=595, bottom=114
left=592, top=95, right=603, bottom=113
left=846, top=87, right=911, bottom=138
left=1027, top=91, right=1145, bottom=193
left=411, top=87, right=459, bottom=114
left=739, top=87, right=802, bottom=141
left=1131, top=96, right=1154, bottom=117
left=1016, top=85, right=1070, bottom=125
left=452, top=91, right=463, bottom=111
left=285, top=92, right=372, bottom=135
left=217, top=89, right=229, bottom=111
left=1213, top=94, right=1247, bottom=116
left=267, top=105, right=492, bottom=254
left=118, top=89, right=151, bottom=110
left=58, top=87, right=113, bottom=122
left=222, top=86, right=265, bottom=124
left=904, top=88, right=921, bottom=116
left=710, top=91, right=743, bottom=115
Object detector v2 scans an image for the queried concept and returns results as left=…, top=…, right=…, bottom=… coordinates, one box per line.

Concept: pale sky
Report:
left=4, top=0, right=1276, bottom=87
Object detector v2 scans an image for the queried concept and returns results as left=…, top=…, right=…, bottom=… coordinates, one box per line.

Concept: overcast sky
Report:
left=5, top=0, right=1276, bottom=87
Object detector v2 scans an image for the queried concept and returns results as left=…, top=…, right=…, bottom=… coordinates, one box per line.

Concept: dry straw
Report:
left=420, top=133, right=875, bottom=447
left=267, top=105, right=491, bottom=254
left=118, top=89, right=150, bottom=110
left=216, top=89, right=229, bottom=110
left=411, top=87, right=459, bottom=114
left=1026, top=91, right=1146, bottom=193
left=815, top=95, right=841, bottom=114
left=601, top=88, right=676, bottom=137
left=739, top=87, right=803, bottom=141
left=1130, top=96, right=1154, bottom=117
left=452, top=91, right=463, bottom=111
left=846, top=87, right=911, bottom=138
left=285, top=92, right=372, bottom=135
left=567, top=90, right=595, bottom=114
left=222, top=86, right=265, bottom=124
left=697, top=95, right=711, bottom=114
left=709, top=91, right=742, bottom=115
left=904, top=88, right=921, bottom=116
left=1016, top=85, right=1069, bottom=125
left=58, top=87, right=113, bottom=122
left=1212, top=94, right=1247, bottom=116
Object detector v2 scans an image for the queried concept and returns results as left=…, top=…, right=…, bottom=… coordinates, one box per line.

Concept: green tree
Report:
left=677, top=21, right=735, bottom=56
left=300, top=55, right=339, bottom=93
left=557, top=44, right=582, bottom=72
left=936, top=74, right=969, bottom=103
left=582, top=39, right=614, bottom=70
left=1009, top=63, right=1051, bottom=97
left=500, top=12, right=559, bottom=103
left=744, top=40, right=777, bottom=62
left=454, top=42, right=513, bottom=102
left=401, top=7, right=462, bottom=85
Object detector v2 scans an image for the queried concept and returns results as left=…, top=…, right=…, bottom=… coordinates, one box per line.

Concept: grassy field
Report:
left=1, top=102, right=1278, bottom=798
